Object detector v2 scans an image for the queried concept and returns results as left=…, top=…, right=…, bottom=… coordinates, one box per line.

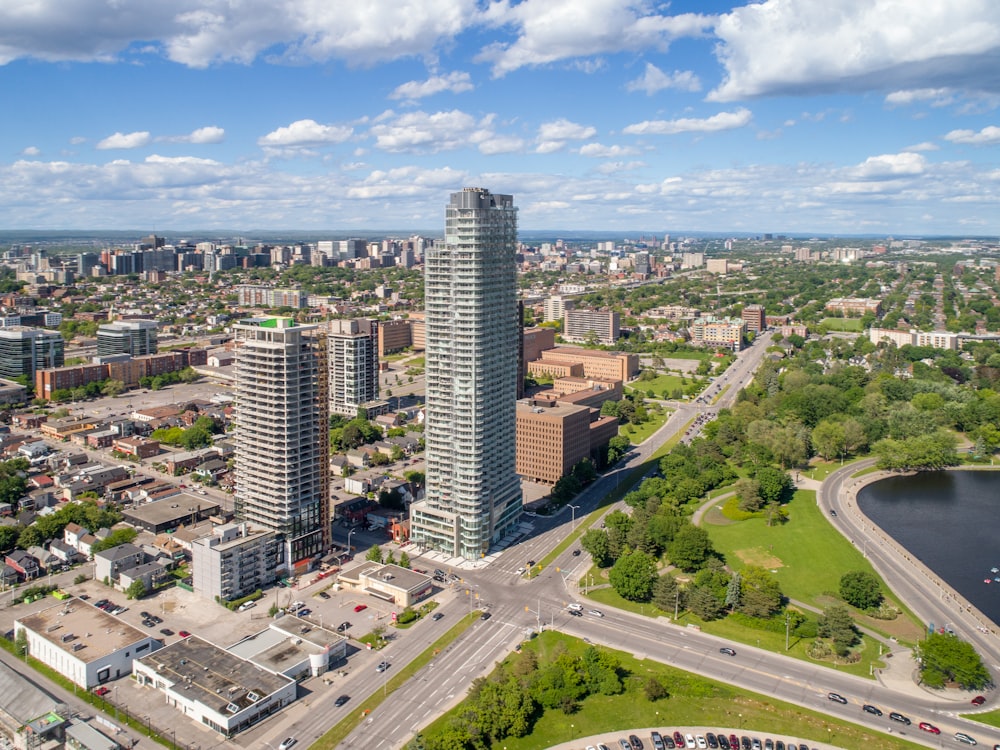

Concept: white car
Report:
left=686, top=735, right=696, bottom=749
left=588, top=609, right=604, bottom=618
left=697, top=736, right=708, bottom=749
left=278, top=739, right=296, bottom=750
left=567, top=603, right=583, bottom=612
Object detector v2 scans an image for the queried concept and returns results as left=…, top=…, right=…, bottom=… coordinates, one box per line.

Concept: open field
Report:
left=821, top=318, right=864, bottom=331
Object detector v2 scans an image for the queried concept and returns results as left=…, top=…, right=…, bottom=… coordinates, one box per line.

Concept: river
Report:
left=857, top=469, right=1000, bottom=628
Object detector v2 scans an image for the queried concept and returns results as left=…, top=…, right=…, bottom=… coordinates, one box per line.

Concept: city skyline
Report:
left=2, top=2, right=1000, bottom=235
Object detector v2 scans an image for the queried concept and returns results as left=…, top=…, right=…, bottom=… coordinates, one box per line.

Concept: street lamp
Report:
left=347, top=528, right=356, bottom=556
left=568, top=503, right=579, bottom=529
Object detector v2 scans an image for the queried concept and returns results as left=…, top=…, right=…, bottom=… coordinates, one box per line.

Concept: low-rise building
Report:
left=192, top=523, right=283, bottom=602
left=16, top=597, right=161, bottom=687
left=337, top=562, right=433, bottom=607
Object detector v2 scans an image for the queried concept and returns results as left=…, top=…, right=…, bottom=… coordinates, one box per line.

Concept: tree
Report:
left=734, top=477, right=763, bottom=512
left=580, top=529, right=612, bottom=568
left=643, top=677, right=669, bottom=701
left=652, top=574, right=681, bottom=614
left=725, top=571, right=741, bottom=610
left=0, top=525, right=18, bottom=552
left=687, top=585, right=725, bottom=620
left=384, top=550, right=396, bottom=566
left=608, top=548, right=657, bottom=602
left=666, top=524, right=714, bottom=572
left=399, top=551, right=411, bottom=569
left=366, top=545, right=384, bottom=563
left=738, top=566, right=783, bottom=618
left=817, top=605, right=859, bottom=656
left=126, top=580, right=147, bottom=600
left=839, top=571, right=883, bottom=610
left=755, top=466, right=792, bottom=505
left=916, top=632, right=991, bottom=689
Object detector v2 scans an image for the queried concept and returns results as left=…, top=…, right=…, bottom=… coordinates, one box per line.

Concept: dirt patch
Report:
left=856, top=611, right=925, bottom=643
left=734, top=547, right=784, bottom=569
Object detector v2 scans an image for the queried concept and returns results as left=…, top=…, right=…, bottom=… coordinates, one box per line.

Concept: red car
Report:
left=178, top=630, right=191, bottom=638
left=919, top=723, right=941, bottom=735
left=354, top=604, right=367, bottom=613
left=94, top=686, right=110, bottom=697
left=972, top=696, right=987, bottom=706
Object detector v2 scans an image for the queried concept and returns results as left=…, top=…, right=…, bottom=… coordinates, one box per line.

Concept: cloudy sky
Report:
left=3, top=0, right=1000, bottom=235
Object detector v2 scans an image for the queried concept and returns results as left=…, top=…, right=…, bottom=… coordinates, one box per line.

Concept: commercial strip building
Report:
left=410, top=188, right=523, bottom=558
left=233, top=317, right=329, bottom=569
left=15, top=598, right=162, bottom=688
left=336, top=562, right=434, bottom=607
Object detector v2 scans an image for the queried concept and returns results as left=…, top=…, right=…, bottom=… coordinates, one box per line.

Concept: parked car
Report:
left=298, top=609, right=312, bottom=617
left=317, top=591, right=331, bottom=600
left=159, top=628, right=174, bottom=636
left=94, top=686, right=110, bottom=696
left=337, top=621, right=351, bottom=632
left=354, top=604, right=368, bottom=613
left=178, top=630, right=191, bottom=638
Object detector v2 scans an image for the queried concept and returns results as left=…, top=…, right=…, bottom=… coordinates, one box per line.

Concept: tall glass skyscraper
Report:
left=410, top=188, right=523, bottom=558
left=233, top=317, right=329, bottom=569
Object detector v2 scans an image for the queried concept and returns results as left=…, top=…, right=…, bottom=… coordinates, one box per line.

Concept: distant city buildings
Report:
left=410, top=188, right=522, bottom=558
left=825, top=297, right=882, bottom=316
left=689, top=316, right=746, bottom=351
left=97, top=319, right=158, bottom=357
left=0, top=327, right=63, bottom=381
left=741, top=304, right=766, bottom=334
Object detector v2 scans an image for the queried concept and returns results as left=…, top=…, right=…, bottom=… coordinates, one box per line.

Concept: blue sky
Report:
left=2, top=0, right=1000, bottom=235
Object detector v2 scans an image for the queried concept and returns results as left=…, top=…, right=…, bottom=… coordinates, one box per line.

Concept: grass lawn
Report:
left=418, top=631, right=919, bottom=750
left=703, top=490, right=924, bottom=643
left=621, top=409, right=671, bottom=443
left=802, top=458, right=864, bottom=482
left=962, top=710, right=1000, bottom=729
left=627, top=373, right=688, bottom=398
left=821, top=317, right=864, bottom=331
left=852, top=466, right=880, bottom=477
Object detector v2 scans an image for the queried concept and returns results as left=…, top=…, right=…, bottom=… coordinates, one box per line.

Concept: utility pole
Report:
left=785, top=612, right=790, bottom=651
left=674, top=588, right=679, bottom=621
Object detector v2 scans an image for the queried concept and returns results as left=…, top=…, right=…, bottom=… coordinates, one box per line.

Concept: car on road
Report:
left=955, top=733, right=978, bottom=746
left=828, top=509, right=837, bottom=516
left=354, top=604, right=368, bottom=613
left=827, top=692, right=848, bottom=704
left=972, top=695, right=987, bottom=706
left=278, top=738, right=297, bottom=750
left=526, top=560, right=535, bottom=567
left=480, top=612, right=492, bottom=620
left=334, top=695, right=350, bottom=707
left=588, top=609, right=605, bottom=617
left=432, top=612, right=444, bottom=621
left=94, top=686, right=110, bottom=696
left=862, top=704, right=883, bottom=716
left=719, top=647, right=736, bottom=656
left=889, top=712, right=911, bottom=725
left=919, top=723, right=941, bottom=734
left=375, top=661, right=389, bottom=672
left=178, top=630, right=191, bottom=638
left=572, top=549, right=581, bottom=556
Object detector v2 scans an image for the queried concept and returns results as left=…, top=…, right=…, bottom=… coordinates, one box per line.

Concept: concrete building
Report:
left=336, top=562, right=433, bottom=606
left=16, top=598, right=162, bottom=688
left=522, top=326, right=556, bottom=364
left=543, top=295, right=573, bottom=323
left=706, top=258, right=730, bottom=274
left=515, top=401, right=591, bottom=484
left=192, top=522, right=283, bottom=602
left=0, top=327, right=64, bottom=381
left=96, top=320, right=158, bottom=357
left=377, top=318, right=412, bottom=355
left=233, top=318, right=329, bottom=569
left=563, top=309, right=620, bottom=345
left=529, top=346, right=638, bottom=382
left=824, top=297, right=882, bottom=316
left=410, top=188, right=522, bottom=558
left=689, top=317, right=746, bottom=351
left=328, top=318, right=380, bottom=417
left=132, top=636, right=295, bottom=737
left=742, top=304, right=766, bottom=334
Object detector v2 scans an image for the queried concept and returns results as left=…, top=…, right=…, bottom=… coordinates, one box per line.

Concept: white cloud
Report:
left=623, top=108, right=752, bottom=135
left=579, top=143, right=638, bottom=158
left=346, top=165, right=469, bottom=199
left=258, top=119, right=353, bottom=148
left=596, top=160, right=645, bottom=174
left=710, top=1, right=1000, bottom=101
left=885, top=88, right=954, bottom=107
left=0, top=0, right=478, bottom=68
left=534, top=118, right=596, bottom=153
left=69, top=136, right=86, bottom=145
left=369, top=110, right=477, bottom=152
left=477, top=135, right=526, bottom=155
left=849, top=152, right=927, bottom=179
left=478, top=0, right=713, bottom=76
left=903, top=142, right=940, bottom=152
left=626, top=63, right=701, bottom=95
left=185, top=126, right=225, bottom=144
left=389, top=71, right=474, bottom=101
left=96, top=131, right=152, bottom=150
left=22, top=146, right=40, bottom=156
left=944, top=126, right=1000, bottom=145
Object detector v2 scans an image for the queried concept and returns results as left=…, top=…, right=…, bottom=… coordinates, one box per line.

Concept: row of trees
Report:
left=0, top=497, right=123, bottom=553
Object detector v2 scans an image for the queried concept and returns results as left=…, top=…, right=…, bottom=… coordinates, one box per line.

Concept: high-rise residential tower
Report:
left=232, top=317, right=329, bottom=569
left=328, top=318, right=380, bottom=417
left=96, top=320, right=158, bottom=357
left=410, top=188, right=522, bottom=558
